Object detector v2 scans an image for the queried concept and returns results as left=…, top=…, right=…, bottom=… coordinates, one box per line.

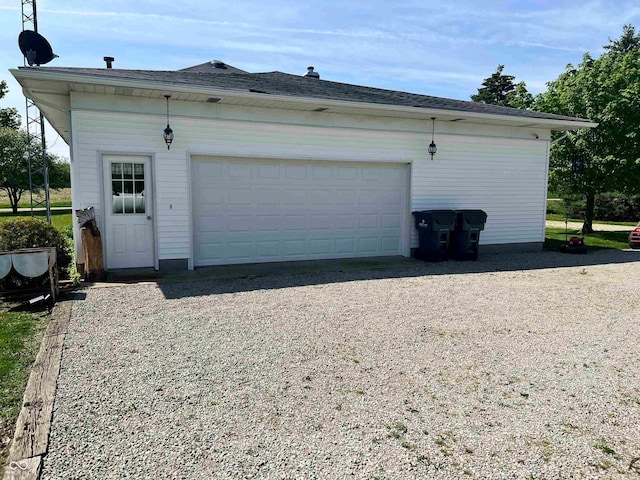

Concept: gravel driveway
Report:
left=42, top=250, right=640, bottom=479
left=545, top=220, right=633, bottom=232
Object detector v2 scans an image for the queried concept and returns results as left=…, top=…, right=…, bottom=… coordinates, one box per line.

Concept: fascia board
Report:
left=10, top=68, right=598, bottom=130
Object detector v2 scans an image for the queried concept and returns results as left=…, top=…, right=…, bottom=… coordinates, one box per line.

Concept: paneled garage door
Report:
left=191, top=157, right=409, bottom=266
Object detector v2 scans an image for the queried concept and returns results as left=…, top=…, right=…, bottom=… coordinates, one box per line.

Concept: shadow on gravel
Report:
left=158, top=249, right=640, bottom=299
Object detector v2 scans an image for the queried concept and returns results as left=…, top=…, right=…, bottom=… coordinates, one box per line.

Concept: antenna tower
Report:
left=21, top=0, right=51, bottom=223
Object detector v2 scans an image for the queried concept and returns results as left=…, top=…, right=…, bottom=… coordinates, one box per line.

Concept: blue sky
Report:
left=1, top=0, right=639, bottom=158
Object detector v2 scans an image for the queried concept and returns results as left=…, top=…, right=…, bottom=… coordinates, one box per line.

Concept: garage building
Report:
left=11, top=62, right=595, bottom=271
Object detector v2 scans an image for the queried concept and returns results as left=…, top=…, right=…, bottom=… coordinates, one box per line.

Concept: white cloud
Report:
left=218, top=41, right=305, bottom=55
left=510, top=40, right=586, bottom=53
left=2, top=0, right=639, bottom=127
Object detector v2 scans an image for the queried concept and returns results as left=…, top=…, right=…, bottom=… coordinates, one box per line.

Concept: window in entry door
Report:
left=111, top=162, right=145, bottom=214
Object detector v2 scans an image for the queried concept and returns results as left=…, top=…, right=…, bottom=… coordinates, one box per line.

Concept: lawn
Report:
left=0, top=210, right=72, bottom=231
left=544, top=227, right=630, bottom=250
left=0, top=311, right=49, bottom=463
left=0, top=188, right=71, bottom=209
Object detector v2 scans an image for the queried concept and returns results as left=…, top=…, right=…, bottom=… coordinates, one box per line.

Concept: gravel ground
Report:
left=545, top=220, right=634, bottom=232
left=41, top=250, right=640, bottom=479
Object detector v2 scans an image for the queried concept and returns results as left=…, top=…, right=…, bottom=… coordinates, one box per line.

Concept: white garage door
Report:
left=192, top=157, right=409, bottom=266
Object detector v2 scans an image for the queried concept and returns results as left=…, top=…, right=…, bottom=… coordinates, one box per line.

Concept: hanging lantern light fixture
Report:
left=163, top=94, right=174, bottom=150
left=428, top=117, right=437, bottom=160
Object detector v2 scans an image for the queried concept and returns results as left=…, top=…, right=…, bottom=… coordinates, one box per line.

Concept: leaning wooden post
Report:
left=75, top=208, right=106, bottom=282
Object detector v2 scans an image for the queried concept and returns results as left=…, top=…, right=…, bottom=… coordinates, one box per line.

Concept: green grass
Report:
left=589, top=219, right=637, bottom=227
left=593, top=438, right=619, bottom=458
left=546, top=213, right=584, bottom=223
left=0, top=312, right=49, bottom=463
left=0, top=210, right=72, bottom=231
left=545, top=227, right=630, bottom=250
left=0, top=188, right=71, bottom=210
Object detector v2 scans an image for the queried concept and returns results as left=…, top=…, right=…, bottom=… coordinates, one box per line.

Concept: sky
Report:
left=1, top=0, right=639, bottom=159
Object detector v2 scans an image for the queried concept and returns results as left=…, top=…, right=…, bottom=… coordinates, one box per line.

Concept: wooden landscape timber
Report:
left=2, top=301, right=72, bottom=480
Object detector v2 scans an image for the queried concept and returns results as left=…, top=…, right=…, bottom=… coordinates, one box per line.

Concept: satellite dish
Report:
left=18, top=30, right=58, bottom=66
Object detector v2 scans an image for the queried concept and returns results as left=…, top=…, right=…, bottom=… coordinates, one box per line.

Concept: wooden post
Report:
left=80, top=219, right=106, bottom=282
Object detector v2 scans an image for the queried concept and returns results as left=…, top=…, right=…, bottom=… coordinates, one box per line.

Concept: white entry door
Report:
left=103, top=155, right=155, bottom=269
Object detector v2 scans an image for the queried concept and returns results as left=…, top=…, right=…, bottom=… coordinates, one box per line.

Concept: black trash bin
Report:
left=412, top=210, right=457, bottom=261
left=451, top=210, right=488, bottom=260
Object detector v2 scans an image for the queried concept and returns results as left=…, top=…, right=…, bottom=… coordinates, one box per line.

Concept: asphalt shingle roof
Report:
left=179, top=60, right=248, bottom=74
left=22, top=66, right=590, bottom=123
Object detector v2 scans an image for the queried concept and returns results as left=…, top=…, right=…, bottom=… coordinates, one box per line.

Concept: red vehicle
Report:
left=630, top=222, right=640, bottom=249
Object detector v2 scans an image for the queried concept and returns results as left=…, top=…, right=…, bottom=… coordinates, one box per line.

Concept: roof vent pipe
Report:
left=103, top=56, right=114, bottom=68
left=304, top=66, right=319, bottom=79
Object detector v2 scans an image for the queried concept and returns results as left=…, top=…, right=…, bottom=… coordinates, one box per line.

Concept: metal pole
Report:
left=40, top=112, right=50, bottom=223
left=21, top=0, right=51, bottom=223
left=25, top=98, right=34, bottom=216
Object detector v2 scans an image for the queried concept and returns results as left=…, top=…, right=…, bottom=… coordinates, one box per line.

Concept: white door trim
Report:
left=99, top=152, right=158, bottom=270
left=404, top=163, right=413, bottom=257
left=186, top=152, right=194, bottom=270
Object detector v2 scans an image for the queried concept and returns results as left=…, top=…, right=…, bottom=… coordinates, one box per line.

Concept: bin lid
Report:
left=412, top=210, right=457, bottom=230
left=412, top=210, right=457, bottom=219
left=456, top=209, right=487, bottom=227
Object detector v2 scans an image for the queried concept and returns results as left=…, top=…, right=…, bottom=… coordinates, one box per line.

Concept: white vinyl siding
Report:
left=410, top=134, right=549, bottom=246
left=70, top=99, right=550, bottom=266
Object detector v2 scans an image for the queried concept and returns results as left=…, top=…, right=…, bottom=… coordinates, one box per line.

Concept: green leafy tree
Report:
left=471, top=65, right=534, bottom=109
left=506, top=81, right=534, bottom=110
left=0, top=127, right=69, bottom=213
left=604, top=24, right=640, bottom=53
left=49, top=161, right=71, bottom=188
left=536, top=25, right=640, bottom=232
left=0, top=80, right=21, bottom=129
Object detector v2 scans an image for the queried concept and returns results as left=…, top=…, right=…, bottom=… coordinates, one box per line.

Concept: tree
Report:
left=536, top=25, right=640, bottom=232
left=0, top=80, right=21, bottom=129
left=604, top=24, right=640, bottom=54
left=0, top=127, right=70, bottom=213
left=506, top=81, right=534, bottom=110
left=471, top=65, right=534, bottom=109
left=49, top=161, right=71, bottom=188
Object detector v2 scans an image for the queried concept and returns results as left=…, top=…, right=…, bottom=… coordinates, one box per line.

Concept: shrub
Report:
left=0, top=218, right=72, bottom=284
left=594, top=194, right=640, bottom=222
left=550, top=193, right=640, bottom=223
left=548, top=197, right=585, bottom=219
left=546, top=199, right=564, bottom=215
left=58, top=225, right=74, bottom=242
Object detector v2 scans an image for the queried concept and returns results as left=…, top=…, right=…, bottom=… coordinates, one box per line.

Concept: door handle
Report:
left=147, top=216, right=152, bottom=220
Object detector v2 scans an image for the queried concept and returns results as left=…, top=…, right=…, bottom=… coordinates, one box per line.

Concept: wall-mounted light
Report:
left=428, top=117, right=437, bottom=160
left=163, top=94, right=174, bottom=150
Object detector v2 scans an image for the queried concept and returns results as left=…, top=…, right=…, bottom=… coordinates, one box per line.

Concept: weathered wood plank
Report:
left=2, top=456, right=41, bottom=480
left=8, top=333, right=64, bottom=461
left=6, top=300, right=72, bottom=466
left=44, top=301, right=72, bottom=338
